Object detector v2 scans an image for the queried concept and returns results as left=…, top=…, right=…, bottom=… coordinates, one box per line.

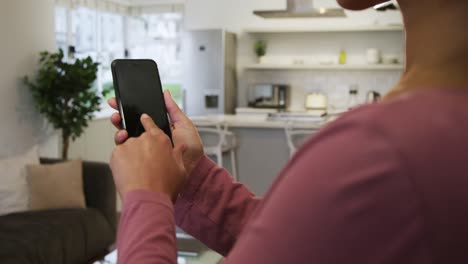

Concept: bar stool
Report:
left=285, top=121, right=321, bottom=157
left=196, top=121, right=238, bottom=180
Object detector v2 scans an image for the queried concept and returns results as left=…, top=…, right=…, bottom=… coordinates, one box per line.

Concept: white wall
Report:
left=0, top=0, right=60, bottom=159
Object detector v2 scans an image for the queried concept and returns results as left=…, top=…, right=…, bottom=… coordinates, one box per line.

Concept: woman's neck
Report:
left=386, top=1, right=468, bottom=99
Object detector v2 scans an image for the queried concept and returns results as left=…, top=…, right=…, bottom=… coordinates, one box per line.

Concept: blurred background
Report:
left=0, top=0, right=404, bottom=263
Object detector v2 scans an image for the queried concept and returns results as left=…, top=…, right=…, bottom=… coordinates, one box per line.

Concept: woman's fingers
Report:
left=114, top=130, right=128, bottom=145
left=111, top=112, right=123, bottom=129
left=140, top=114, right=163, bottom=136
left=109, top=97, right=126, bottom=144
left=108, top=97, right=118, bottom=110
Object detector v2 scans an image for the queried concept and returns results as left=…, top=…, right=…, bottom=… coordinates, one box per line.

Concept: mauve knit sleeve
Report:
left=174, top=156, right=262, bottom=256
left=117, top=191, right=178, bottom=264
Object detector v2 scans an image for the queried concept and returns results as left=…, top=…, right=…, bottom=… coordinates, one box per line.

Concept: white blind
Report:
left=55, top=0, right=183, bottom=15
left=130, top=4, right=183, bottom=15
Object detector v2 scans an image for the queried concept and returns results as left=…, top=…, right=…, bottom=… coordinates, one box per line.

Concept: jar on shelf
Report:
left=339, top=49, right=347, bottom=65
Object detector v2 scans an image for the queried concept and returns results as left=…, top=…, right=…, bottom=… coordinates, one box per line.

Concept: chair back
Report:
left=195, top=121, right=227, bottom=150
left=285, top=121, right=321, bottom=157
left=195, top=120, right=238, bottom=180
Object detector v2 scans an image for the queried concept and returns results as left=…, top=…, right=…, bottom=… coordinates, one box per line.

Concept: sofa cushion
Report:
left=0, top=208, right=114, bottom=263
left=26, top=160, right=86, bottom=211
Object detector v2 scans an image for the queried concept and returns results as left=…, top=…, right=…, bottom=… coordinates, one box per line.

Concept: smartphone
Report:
left=111, top=59, right=172, bottom=140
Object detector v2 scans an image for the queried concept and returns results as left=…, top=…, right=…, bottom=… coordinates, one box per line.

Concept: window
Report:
left=54, top=6, right=68, bottom=58
left=127, top=13, right=184, bottom=109
left=72, top=7, right=98, bottom=57
left=99, top=12, right=125, bottom=101
left=71, top=7, right=125, bottom=103
left=54, top=5, right=184, bottom=117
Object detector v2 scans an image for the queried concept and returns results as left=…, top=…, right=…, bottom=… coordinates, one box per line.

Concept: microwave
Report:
left=248, top=84, right=290, bottom=109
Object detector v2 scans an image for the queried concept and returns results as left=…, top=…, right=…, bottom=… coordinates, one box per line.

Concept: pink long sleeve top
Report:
left=117, top=89, right=468, bottom=263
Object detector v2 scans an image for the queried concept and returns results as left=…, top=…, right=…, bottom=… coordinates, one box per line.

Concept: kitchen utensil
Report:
left=366, top=90, right=382, bottom=103
left=347, top=85, right=361, bottom=109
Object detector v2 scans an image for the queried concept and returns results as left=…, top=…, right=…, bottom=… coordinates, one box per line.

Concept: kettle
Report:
left=366, top=91, right=381, bottom=103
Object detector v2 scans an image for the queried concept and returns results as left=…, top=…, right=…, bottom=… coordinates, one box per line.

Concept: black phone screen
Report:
left=111, top=59, right=172, bottom=139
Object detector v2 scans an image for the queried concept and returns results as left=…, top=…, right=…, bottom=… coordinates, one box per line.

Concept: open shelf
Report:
left=245, top=63, right=405, bottom=71
left=244, top=25, right=404, bottom=34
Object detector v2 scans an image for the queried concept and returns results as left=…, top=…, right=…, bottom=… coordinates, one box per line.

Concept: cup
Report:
left=366, top=49, right=381, bottom=64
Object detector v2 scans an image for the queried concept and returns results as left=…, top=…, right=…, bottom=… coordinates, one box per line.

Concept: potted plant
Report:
left=24, top=49, right=108, bottom=159
left=254, top=40, right=267, bottom=64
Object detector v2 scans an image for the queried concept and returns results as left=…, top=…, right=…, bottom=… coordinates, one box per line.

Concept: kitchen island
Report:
left=190, top=114, right=328, bottom=195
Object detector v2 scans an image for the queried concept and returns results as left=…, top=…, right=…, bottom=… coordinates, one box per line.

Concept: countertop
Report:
left=95, top=109, right=337, bottom=129
left=189, top=114, right=334, bottom=129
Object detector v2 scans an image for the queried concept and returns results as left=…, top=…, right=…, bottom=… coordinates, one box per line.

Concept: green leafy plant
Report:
left=254, top=40, right=267, bottom=57
left=24, top=49, right=108, bottom=159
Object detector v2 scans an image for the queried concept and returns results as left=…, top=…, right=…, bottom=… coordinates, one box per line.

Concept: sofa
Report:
left=0, top=158, right=117, bottom=264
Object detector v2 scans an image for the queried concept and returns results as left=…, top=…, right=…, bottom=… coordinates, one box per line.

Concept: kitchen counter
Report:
left=189, top=114, right=331, bottom=129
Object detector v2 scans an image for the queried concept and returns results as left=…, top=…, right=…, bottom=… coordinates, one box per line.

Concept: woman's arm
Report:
left=117, top=191, right=178, bottom=264
left=175, top=155, right=262, bottom=256
left=116, top=156, right=262, bottom=263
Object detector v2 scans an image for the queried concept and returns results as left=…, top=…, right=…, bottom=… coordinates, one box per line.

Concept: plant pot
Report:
left=258, top=56, right=266, bottom=64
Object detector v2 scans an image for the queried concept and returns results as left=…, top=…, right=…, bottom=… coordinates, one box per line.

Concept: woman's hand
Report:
left=110, top=114, right=186, bottom=202
left=108, top=90, right=204, bottom=176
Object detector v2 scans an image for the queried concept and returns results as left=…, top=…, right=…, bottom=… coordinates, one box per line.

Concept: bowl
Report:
left=382, top=54, right=400, bottom=64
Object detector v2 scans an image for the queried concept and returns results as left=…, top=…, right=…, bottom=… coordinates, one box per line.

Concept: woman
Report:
left=108, top=0, right=468, bottom=262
